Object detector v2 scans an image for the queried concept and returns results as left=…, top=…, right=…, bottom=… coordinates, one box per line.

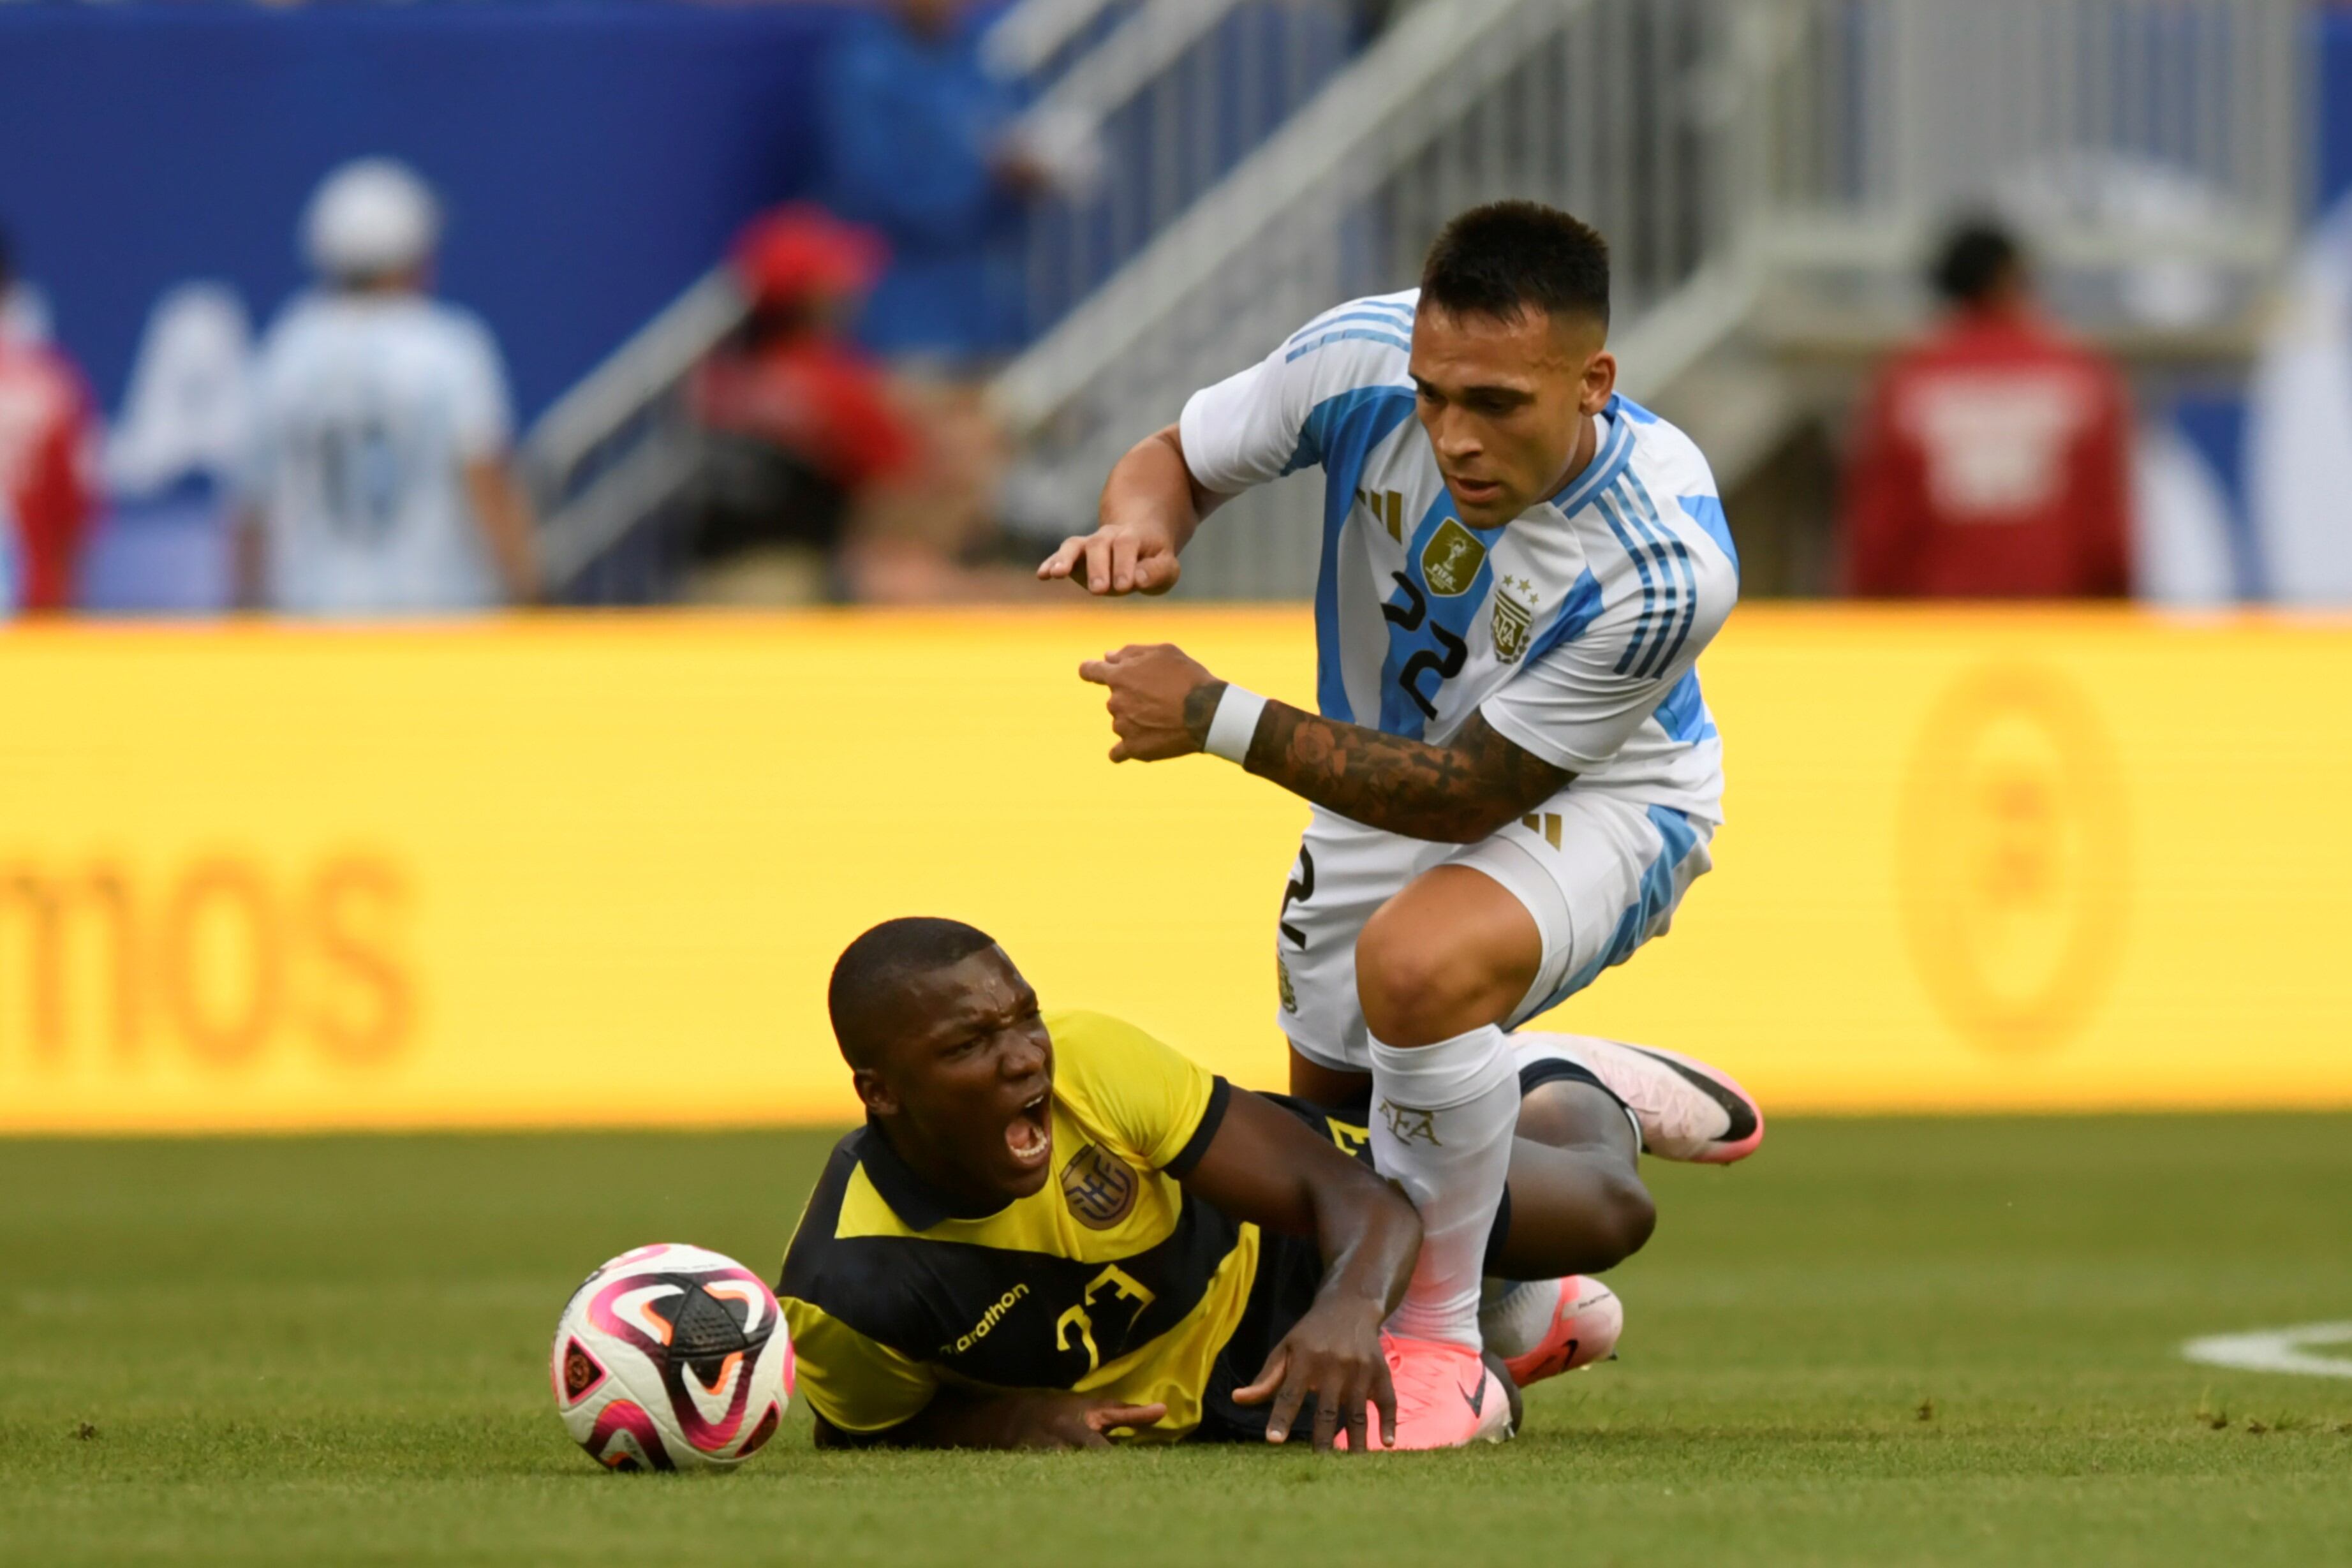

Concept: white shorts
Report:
left=1274, top=792, right=1714, bottom=1073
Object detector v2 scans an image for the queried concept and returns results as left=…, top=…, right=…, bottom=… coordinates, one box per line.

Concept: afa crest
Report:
left=1059, top=1144, right=1140, bottom=1230
left=1421, top=518, right=1486, bottom=596
left=1492, top=578, right=1537, bottom=663
left=1377, top=1097, right=1441, bottom=1147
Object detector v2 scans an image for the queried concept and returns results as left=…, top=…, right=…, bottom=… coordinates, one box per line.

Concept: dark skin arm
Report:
left=811, top=1391, right=1168, bottom=1452
left=1078, top=644, right=1571, bottom=844
left=1178, top=1087, right=1421, bottom=1451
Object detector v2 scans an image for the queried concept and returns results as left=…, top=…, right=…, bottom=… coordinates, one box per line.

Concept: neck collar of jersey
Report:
left=1551, top=399, right=1633, bottom=514
left=853, top=1118, right=1015, bottom=1231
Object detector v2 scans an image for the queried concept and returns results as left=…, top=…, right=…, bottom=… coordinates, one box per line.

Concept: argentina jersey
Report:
left=1179, top=288, right=1736, bottom=821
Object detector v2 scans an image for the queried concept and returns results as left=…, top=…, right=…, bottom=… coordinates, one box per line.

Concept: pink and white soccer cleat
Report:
left=1337, top=1335, right=1514, bottom=1450
left=1499, top=1276, right=1623, bottom=1389
left=1572, top=1038, right=1764, bottom=1164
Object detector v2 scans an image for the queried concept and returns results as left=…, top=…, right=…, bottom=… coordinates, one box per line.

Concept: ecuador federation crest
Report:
left=1492, top=577, right=1537, bottom=663
left=1421, top=517, right=1487, bottom=596
left=1059, top=1143, right=1140, bottom=1230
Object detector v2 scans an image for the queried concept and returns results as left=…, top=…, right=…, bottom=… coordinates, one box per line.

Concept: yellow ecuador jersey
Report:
left=776, top=1010, right=1275, bottom=1442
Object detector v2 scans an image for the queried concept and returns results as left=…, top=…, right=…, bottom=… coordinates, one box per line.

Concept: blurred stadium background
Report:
left=2, top=4, right=2351, bottom=1559
left=0, top=0, right=2342, bottom=1127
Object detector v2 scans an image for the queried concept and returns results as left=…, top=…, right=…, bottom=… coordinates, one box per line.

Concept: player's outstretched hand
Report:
left=1078, top=643, right=1222, bottom=762
left=1014, top=1394, right=1170, bottom=1449
left=1038, top=520, right=1181, bottom=596
left=1231, top=1296, right=1394, bottom=1452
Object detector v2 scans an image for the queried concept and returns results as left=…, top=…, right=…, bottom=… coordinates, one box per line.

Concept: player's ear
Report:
left=1581, top=349, right=1618, bottom=415
left=852, top=1066, right=897, bottom=1118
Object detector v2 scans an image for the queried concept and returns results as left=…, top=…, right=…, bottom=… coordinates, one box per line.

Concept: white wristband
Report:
left=1202, top=684, right=1269, bottom=764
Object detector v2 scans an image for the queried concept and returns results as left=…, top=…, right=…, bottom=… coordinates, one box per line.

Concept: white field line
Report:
left=2180, top=1321, right=2352, bottom=1380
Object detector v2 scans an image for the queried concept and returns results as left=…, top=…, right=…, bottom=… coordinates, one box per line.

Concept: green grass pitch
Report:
left=5, top=1114, right=2349, bottom=1565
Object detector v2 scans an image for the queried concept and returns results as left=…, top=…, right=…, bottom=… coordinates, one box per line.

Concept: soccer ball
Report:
left=550, top=1243, right=795, bottom=1472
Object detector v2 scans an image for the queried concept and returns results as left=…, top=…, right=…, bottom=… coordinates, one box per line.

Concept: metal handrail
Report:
left=523, top=0, right=1348, bottom=595
left=988, top=0, right=2305, bottom=598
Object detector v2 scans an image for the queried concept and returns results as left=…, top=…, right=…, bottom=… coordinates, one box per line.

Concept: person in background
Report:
left=239, top=158, right=536, bottom=615
left=1840, top=218, right=2133, bottom=598
left=0, top=225, right=100, bottom=612
left=689, top=205, right=1051, bottom=605
left=2248, top=193, right=2352, bottom=603
left=813, top=0, right=1063, bottom=600
left=687, top=207, right=917, bottom=604
left=817, top=0, right=1038, bottom=366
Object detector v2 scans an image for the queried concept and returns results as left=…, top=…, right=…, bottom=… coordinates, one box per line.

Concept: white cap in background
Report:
left=302, top=158, right=443, bottom=283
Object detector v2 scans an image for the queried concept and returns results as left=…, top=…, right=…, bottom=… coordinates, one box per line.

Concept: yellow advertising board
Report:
left=0, top=607, right=2345, bottom=1133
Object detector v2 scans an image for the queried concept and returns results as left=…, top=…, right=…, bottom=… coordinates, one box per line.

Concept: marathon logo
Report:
left=940, top=1283, right=1030, bottom=1358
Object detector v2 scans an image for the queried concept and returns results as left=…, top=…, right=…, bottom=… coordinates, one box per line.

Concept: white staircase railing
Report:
left=991, top=0, right=2305, bottom=600
left=522, top=0, right=1354, bottom=598
left=991, top=0, right=1759, bottom=596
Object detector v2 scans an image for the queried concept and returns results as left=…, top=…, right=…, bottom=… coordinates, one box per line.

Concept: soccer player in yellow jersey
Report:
left=781, top=917, right=1419, bottom=1451
left=780, top=917, right=1758, bottom=1450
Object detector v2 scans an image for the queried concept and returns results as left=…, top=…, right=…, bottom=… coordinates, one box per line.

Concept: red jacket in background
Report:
left=0, top=337, right=98, bottom=611
left=692, top=339, right=915, bottom=495
left=1840, top=307, right=2132, bottom=598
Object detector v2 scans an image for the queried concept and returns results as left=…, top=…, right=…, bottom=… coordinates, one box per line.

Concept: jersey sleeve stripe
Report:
left=1284, top=328, right=1412, bottom=364
left=1285, top=308, right=1417, bottom=348
left=1285, top=299, right=1414, bottom=348
left=1596, top=487, right=1670, bottom=676
left=1623, top=475, right=1703, bottom=676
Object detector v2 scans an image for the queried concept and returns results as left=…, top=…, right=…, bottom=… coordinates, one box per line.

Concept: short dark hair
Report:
left=1931, top=218, right=2023, bottom=307
left=827, top=917, right=998, bottom=1067
left=1420, top=200, right=1610, bottom=331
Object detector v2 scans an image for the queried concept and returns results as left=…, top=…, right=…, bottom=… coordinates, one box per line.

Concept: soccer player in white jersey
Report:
left=240, top=159, right=538, bottom=615
left=1041, top=202, right=1764, bottom=1447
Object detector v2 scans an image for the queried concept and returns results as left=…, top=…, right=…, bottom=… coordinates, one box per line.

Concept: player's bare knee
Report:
left=1354, top=903, right=1533, bottom=1048
left=1354, top=916, right=1490, bottom=1044
left=1592, top=1169, right=1657, bottom=1268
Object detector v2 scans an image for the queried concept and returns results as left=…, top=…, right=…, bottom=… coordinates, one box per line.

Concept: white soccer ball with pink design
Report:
left=551, top=1243, right=795, bottom=1472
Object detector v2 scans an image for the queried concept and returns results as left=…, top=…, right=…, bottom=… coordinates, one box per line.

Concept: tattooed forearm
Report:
left=1241, top=705, right=1572, bottom=843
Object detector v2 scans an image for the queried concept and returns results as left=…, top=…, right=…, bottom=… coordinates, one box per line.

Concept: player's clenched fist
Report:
left=1078, top=644, right=1223, bottom=762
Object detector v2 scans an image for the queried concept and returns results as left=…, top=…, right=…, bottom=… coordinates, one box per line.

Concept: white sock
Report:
left=1368, top=1022, right=1518, bottom=1349
left=1479, top=1278, right=1560, bottom=1362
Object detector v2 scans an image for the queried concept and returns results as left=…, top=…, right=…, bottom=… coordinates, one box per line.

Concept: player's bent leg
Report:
left=1343, top=865, right=1537, bottom=1446
left=1491, top=1073, right=1655, bottom=1280
left=1519, top=1031, right=1764, bottom=1165
left=1356, top=866, right=1542, bottom=1346
left=1479, top=1072, right=1651, bottom=1391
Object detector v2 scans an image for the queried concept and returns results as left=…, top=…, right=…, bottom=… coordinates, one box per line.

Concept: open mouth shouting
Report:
left=1007, top=1090, right=1052, bottom=1169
